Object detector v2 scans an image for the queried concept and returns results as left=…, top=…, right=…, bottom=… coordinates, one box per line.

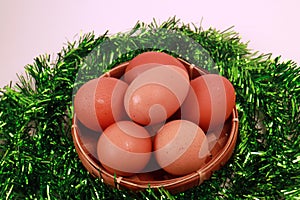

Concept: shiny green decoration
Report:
left=0, top=17, right=299, bottom=199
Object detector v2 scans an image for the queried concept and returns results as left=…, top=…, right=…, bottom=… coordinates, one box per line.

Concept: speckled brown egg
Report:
left=94, top=77, right=129, bottom=131
left=74, top=78, right=101, bottom=131
left=97, top=121, right=152, bottom=176
left=154, top=120, right=209, bottom=176
left=74, top=77, right=128, bottom=132
left=181, top=74, right=236, bottom=132
left=124, top=65, right=190, bottom=126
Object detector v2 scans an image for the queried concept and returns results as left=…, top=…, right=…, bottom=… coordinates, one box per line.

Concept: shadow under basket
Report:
left=71, top=58, right=239, bottom=194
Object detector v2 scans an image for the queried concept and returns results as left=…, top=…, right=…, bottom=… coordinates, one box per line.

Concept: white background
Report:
left=1, top=0, right=299, bottom=88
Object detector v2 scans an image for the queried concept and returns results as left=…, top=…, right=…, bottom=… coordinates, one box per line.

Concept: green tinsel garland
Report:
left=0, top=17, right=299, bottom=199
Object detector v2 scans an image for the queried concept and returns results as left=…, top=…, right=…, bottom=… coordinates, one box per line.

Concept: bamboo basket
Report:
left=71, top=58, right=239, bottom=193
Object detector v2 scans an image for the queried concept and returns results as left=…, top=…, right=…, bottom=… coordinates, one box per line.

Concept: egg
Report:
left=181, top=74, right=236, bottom=131
left=74, top=77, right=128, bottom=132
left=94, top=77, right=129, bottom=131
left=97, top=121, right=152, bottom=176
left=124, top=65, right=190, bottom=125
left=124, top=51, right=188, bottom=83
left=74, top=78, right=101, bottom=131
left=154, top=120, right=209, bottom=176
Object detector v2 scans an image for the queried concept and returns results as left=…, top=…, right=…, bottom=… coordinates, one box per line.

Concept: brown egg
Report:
left=74, top=78, right=101, bottom=131
left=124, top=65, right=190, bottom=126
left=74, top=77, right=128, bottom=132
left=97, top=121, right=152, bottom=177
left=154, top=120, right=209, bottom=176
left=181, top=74, right=236, bottom=132
left=94, top=77, right=129, bottom=131
left=124, top=51, right=187, bottom=83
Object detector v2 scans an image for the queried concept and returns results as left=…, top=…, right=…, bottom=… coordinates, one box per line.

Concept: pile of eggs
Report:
left=74, top=52, right=236, bottom=177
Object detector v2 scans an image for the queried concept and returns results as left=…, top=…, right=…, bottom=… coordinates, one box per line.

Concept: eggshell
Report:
left=124, top=51, right=188, bottom=83
left=124, top=65, right=190, bottom=125
left=94, top=77, right=129, bottom=131
left=97, top=121, right=152, bottom=176
left=74, top=77, right=129, bottom=132
left=181, top=74, right=236, bottom=132
left=154, top=120, right=209, bottom=176
left=74, top=78, right=101, bottom=131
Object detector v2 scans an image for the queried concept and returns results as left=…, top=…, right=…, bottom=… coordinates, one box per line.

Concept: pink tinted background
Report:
left=0, top=0, right=299, bottom=88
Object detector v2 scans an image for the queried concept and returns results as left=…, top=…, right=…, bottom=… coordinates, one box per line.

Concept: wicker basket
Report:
left=71, top=58, right=239, bottom=193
